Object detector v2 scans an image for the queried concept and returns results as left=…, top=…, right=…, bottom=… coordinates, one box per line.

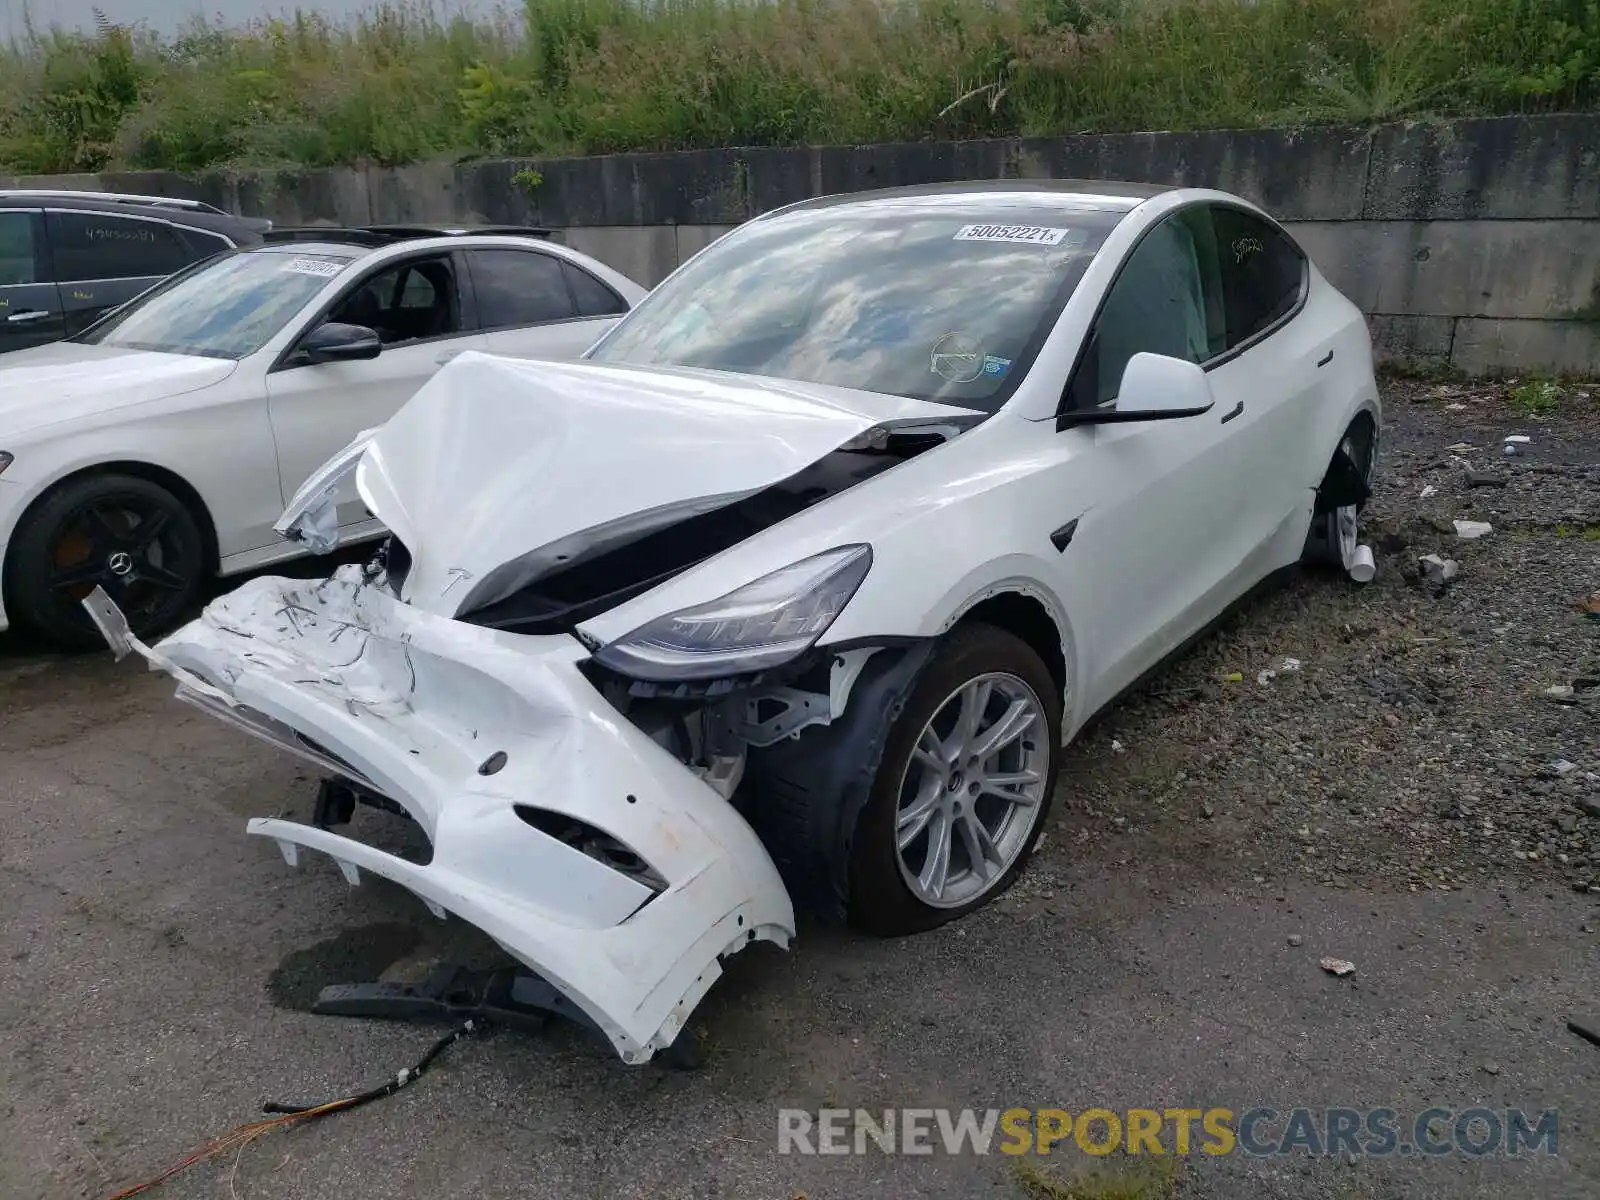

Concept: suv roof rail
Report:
left=0, top=189, right=231, bottom=216
left=261, top=224, right=556, bottom=247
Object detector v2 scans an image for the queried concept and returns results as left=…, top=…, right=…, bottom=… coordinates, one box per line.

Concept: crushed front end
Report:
left=84, top=568, right=795, bottom=1064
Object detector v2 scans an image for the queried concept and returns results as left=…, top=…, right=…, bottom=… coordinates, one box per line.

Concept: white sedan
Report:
left=89, top=181, right=1379, bottom=1064
left=0, top=228, right=646, bottom=647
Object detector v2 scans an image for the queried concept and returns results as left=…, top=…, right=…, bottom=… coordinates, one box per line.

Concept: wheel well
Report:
left=11, top=462, right=220, bottom=575
left=955, top=592, right=1067, bottom=699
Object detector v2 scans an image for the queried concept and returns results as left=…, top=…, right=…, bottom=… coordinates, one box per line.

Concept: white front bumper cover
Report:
left=84, top=569, right=795, bottom=1064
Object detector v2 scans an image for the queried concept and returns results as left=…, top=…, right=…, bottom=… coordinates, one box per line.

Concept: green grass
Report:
left=1012, top=1156, right=1180, bottom=1200
left=1508, top=375, right=1568, bottom=413
left=2, top=0, right=1599, bottom=173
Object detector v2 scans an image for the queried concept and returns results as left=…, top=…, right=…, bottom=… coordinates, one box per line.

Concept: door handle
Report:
left=6, top=310, right=50, bottom=324
left=1219, top=400, right=1244, bottom=425
left=1317, top=349, right=1334, bottom=368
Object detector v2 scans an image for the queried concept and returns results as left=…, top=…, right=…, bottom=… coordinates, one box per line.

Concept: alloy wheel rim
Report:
left=893, top=671, right=1049, bottom=909
left=1334, top=430, right=1373, bottom=571
left=47, top=496, right=193, bottom=627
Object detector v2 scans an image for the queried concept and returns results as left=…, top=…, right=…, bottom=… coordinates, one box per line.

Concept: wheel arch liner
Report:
left=742, top=638, right=938, bottom=924
left=87, top=570, right=797, bottom=1064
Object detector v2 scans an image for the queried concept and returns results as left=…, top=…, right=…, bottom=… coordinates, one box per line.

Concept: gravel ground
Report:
left=1027, top=376, right=1600, bottom=906
left=0, top=376, right=1597, bottom=1200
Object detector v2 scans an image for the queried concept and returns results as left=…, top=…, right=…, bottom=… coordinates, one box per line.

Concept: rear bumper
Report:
left=87, top=568, right=795, bottom=1063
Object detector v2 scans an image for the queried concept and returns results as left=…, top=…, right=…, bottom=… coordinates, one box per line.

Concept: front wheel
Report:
left=848, top=624, right=1062, bottom=935
left=5, top=473, right=208, bottom=651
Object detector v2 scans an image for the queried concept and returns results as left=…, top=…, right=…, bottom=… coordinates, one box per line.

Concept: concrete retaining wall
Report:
left=8, top=114, right=1600, bottom=376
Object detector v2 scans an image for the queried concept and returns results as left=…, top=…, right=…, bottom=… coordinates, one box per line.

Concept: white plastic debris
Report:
left=1320, top=957, right=1356, bottom=977
left=1447, top=442, right=1474, bottom=452
left=1348, top=544, right=1376, bottom=583
left=1504, top=434, right=1532, bottom=444
left=1454, top=519, right=1494, bottom=539
left=1420, top=484, right=1438, bottom=499
left=1280, top=657, right=1303, bottom=673
left=1419, top=554, right=1459, bottom=585
left=1552, top=759, right=1578, bottom=775
left=1445, top=402, right=1466, bottom=411
left=1257, top=669, right=1276, bottom=685
left=1110, top=738, right=1126, bottom=754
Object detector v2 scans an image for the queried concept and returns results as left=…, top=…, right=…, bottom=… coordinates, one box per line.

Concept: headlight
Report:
left=0, top=452, right=12, bottom=477
left=592, top=545, right=872, bottom=682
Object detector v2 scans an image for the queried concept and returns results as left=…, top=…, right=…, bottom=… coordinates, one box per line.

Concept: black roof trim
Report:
left=773, top=178, right=1177, bottom=217
left=262, top=224, right=555, bottom=247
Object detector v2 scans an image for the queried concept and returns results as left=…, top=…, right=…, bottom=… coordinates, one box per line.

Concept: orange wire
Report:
left=106, top=1099, right=356, bottom=1199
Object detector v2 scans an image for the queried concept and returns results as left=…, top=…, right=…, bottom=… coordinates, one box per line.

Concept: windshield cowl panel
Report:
left=588, top=204, right=1123, bottom=414
left=75, top=250, right=354, bottom=361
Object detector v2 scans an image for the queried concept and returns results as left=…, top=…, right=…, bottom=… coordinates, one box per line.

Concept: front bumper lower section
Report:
left=83, top=569, right=795, bottom=1064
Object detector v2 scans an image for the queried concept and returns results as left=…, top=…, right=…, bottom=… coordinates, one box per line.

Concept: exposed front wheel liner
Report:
left=742, top=625, right=1061, bottom=935
left=848, top=625, right=1061, bottom=935
left=5, top=473, right=208, bottom=651
left=1303, top=416, right=1377, bottom=571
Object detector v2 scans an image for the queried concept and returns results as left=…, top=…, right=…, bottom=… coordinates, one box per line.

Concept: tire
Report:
left=5, top=473, right=208, bottom=651
left=1302, top=415, right=1378, bottom=571
left=845, top=624, right=1062, bottom=935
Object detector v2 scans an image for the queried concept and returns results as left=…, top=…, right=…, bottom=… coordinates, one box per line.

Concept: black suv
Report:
left=0, top=191, right=272, bottom=355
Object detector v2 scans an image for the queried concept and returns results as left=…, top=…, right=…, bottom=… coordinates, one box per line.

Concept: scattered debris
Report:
left=1447, top=442, right=1474, bottom=453
left=1200, top=801, right=1216, bottom=820
left=1466, top=471, right=1506, bottom=488
left=1546, top=685, right=1577, bottom=700
left=1221, top=671, right=1243, bottom=683
left=1482, top=1062, right=1501, bottom=1076
left=1288, top=934, right=1304, bottom=947
left=1032, top=832, right=1047, bottom=854
left=1348, top=544, right=1376, bottom=583
left=1110, top=739, right=1126, bottom=754
left=1454, top=519, right=1494, bottom=539
left=1320, top=957, right=1356, bottom=977
left=1419, top=554, right=1460, bottom=586
left=1419, top=484, right=1438, bottom=499
left=1504, top=434, right=1532, bottom=444
left=1280, top=658, right=1302, bottom=673
left=1551, top=760, right=1578, bottom=776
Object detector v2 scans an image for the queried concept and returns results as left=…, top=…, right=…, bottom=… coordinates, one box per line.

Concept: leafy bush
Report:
left=2, top=0, right=1598, bottom=173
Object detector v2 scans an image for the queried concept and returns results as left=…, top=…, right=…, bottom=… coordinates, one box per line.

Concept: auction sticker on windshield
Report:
left=954, top=224, right=1071, bottom=246
left=282, top=257, right=344, bottom=278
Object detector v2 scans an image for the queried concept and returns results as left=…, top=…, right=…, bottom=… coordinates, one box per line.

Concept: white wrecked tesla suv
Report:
left=86, top=181, right=1381, bottom=1064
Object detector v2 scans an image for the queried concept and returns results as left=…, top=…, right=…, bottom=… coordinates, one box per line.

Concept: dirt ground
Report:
left=1, top=378, right=1596, bottom=1200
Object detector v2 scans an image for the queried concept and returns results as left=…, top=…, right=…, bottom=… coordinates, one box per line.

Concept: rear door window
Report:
left=562, top=261, right=628, bottom=317
left=46, top=211, right=193, bottom=282
left=465, top=249, right=576, bottom=329
left=1210, top=206, right=1306, bottom=349
left=0, top=211, right=40, bottom=284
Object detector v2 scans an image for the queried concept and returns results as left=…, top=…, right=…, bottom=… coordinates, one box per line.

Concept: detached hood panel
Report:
left=0, top=343, right=236, bottom=435
left=358, top=353, right=978, bottom=615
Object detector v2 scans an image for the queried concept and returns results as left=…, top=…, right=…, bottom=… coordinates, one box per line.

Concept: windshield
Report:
left=75, top=249, right=355, bottom=359
left=587, top=201, right=1123, bottom=409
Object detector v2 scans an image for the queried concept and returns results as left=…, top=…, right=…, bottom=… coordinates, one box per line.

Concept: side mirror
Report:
left=301, top=321, right=381, bottom=364
left=1057, top=352, right=1215, bottom=428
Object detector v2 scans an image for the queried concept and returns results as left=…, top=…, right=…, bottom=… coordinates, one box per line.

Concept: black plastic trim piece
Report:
left=1219, top=400, right=1245, bottom=425
left=1050, top=518, right=1079, bottom=552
